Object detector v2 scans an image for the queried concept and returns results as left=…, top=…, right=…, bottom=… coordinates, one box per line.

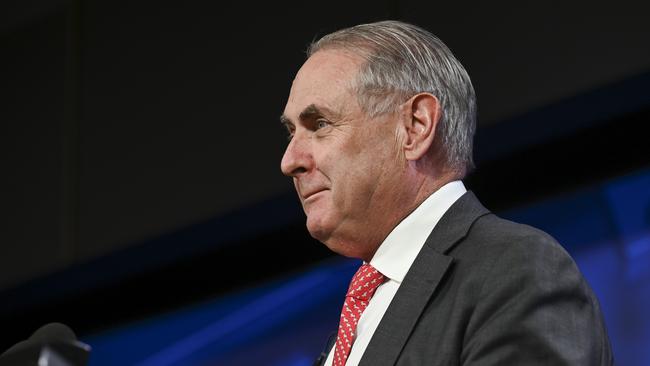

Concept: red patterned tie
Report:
left=333, top=263, right=386, bottom=366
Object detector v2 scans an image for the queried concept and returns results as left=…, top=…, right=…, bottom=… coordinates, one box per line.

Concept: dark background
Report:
left=1, top=0, right=649, bottom=364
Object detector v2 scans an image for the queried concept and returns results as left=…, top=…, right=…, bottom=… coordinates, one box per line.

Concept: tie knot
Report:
left=346, top=263, right=385, bottom=301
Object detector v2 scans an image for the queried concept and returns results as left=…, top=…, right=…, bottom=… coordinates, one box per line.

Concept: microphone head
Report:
left=29, top=323, right=77, bottom=343
left=1, top=322, right=78, bottom=357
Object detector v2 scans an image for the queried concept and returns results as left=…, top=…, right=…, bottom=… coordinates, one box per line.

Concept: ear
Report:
left=401, top=93, right=441, bottom=161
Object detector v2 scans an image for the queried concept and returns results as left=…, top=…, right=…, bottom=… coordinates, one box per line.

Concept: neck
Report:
left=354, top=167, right=458, bottom=262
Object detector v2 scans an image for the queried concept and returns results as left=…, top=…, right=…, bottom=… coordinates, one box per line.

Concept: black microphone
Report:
left=30, top=323, right=77, bottom=342
left=0, top=323, right=91, bottom=366
left=312, top=331, right=337, bottom=366
left=2, top=323, right=77, bottom=356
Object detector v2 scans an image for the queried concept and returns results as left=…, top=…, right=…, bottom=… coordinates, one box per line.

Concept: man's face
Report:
left=281, top=49, right=404, bottom=259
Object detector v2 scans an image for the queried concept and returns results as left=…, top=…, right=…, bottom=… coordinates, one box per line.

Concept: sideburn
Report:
left=392, top=123, right=408, bottom=169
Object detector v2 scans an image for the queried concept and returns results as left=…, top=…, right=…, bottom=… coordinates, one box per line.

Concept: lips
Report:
left=302, top=188, right=327, bottom=201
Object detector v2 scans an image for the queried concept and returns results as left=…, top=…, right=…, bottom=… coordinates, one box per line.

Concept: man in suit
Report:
left=280, top=20, right=613, bottom=365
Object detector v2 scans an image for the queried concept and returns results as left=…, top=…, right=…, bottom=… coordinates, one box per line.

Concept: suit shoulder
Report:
left=450, top=212, right=584, bottom=299
left=455, top=214, right=612, bottom=364
left=465, top=213, right=571, bottom=260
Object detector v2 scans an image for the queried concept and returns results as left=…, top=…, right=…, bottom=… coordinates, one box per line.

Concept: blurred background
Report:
left=1, top=0, right=649, bottom=365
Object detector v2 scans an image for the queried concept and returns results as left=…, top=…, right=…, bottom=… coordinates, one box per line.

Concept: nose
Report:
left=281, top=133, right=311, bottom=177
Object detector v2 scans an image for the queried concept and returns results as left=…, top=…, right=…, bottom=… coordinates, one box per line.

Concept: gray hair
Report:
left=307, top=20, right=477, bottom=176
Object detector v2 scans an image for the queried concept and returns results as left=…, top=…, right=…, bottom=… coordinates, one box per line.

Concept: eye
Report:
left=316, top=119, right=330, bottom=129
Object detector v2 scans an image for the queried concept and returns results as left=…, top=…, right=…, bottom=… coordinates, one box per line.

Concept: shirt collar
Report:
left=370, top=180, right=466, bottom=283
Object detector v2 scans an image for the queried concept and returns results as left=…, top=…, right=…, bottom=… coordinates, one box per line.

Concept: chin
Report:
left=305, top=216, right=333, bottom=243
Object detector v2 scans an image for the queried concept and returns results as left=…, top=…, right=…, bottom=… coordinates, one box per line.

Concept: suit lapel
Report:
left=358, top=191, right=490, bottom=366
left=359, top=247, right=453, bottom=366
left=425, top=191, right=490, bottom=254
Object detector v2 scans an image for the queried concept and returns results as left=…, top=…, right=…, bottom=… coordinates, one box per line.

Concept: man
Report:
left=280, top=20, right=612, bottom=366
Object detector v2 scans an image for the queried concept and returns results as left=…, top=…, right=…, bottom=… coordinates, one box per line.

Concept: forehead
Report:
left=284, top=49, right=363, bottom=119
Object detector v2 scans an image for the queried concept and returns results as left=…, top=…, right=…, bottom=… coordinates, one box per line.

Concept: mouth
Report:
left=302, top=189, right=327, bottom=201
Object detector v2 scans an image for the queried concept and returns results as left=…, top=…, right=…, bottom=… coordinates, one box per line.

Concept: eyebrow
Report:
left=280, top=103, right=339, bottom=127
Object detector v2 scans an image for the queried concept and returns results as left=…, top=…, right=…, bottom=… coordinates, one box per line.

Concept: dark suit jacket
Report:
left=317, top=191, right=613, bottom=365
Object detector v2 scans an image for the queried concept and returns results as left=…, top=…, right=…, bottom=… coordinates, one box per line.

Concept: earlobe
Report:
left=402, top=93, right=441, bottom=161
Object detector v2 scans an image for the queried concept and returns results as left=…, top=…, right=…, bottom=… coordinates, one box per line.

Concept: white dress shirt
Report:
left=324, top=181, right=467, bottom=366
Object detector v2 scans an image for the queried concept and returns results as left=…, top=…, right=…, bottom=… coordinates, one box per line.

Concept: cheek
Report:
left=332, top=160, right=379, bottom=209
left=318, top=129, right=393, bottom=204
